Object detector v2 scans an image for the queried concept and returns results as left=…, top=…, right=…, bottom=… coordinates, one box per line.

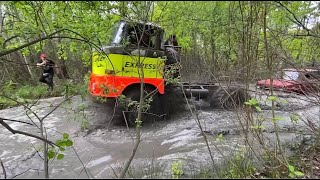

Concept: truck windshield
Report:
left=110, top=21, right=126, bottom=45
left=283, top=71, right=299, bottom=80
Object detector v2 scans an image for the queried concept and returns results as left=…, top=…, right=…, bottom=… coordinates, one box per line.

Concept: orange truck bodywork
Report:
left=88, top=52, right=166, bottom=98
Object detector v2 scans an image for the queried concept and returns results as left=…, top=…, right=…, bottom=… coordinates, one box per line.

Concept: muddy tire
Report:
left=210, top=86, right=249, bottom=110
left=160, top=85, right=187, bottom=118
left=116, top=87, right=164, bottom=127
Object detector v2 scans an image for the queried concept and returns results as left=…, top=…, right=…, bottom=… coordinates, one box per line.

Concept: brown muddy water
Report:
left=0, top=90, right=319, bottom=178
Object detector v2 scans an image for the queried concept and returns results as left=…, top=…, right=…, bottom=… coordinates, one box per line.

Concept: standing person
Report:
left=37, top=53, right=55, bottom=91
left=164, top=34, right=180, bottom=65
left=164, top=35, right=179, bottom=46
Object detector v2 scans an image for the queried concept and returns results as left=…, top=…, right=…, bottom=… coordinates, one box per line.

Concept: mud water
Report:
left=0, top=90, right=319, bottom=178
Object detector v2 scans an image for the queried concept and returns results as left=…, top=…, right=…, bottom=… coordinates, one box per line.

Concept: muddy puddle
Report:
left=0, top=90, right=319, bottom=178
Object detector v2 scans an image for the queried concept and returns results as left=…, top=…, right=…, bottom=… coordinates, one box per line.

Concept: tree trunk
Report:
left=55, top=58, right=70, bottom=79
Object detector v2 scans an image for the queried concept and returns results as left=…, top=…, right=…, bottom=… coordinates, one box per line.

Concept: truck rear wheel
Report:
left=160, top=84, right=187, bottom=118
left=210, top=86, right=249, bottom=110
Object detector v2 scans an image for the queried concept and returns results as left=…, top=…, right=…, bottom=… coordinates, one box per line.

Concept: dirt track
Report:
left=0, top=89, right=319, bottom=178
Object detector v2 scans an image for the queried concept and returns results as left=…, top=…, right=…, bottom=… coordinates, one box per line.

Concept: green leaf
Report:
left=59, top=147, right=66, bottom=151
left=245, top=98, right=260, bottom=107
left=251, top=125, right=264, bottom=130
left=48, top=150, right=56, bottom=159
left=289, top=173, right=295, bottom=178
left=65, top=139, right=73, bottom=147
left=26, top=110, right=32, bottom=115
left=288, top=165, right=295, bottom=172
left=250, top=98, right=259, bottom=105
left=57, top=154, right=65, bottom=160
left=63, top=133, right=69, bottom=139
left=60, top=141, right=67, bottom=147
left=268, top=96, right=277, bottom=101
left=244, top=102, right=251, bottom=105
left=290, top=114, right=299, bottom=123
left=294, top=171, right=304, bottom=177
left=255, top=106, right=262, bottom=112
left=56, top=139, right=63, bottom=146
left=216, top=133, right=223, bottom=141
left=272, top=116, right=283, bottom=122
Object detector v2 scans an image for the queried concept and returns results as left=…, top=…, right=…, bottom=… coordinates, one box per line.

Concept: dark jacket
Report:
left=38, top=59, right=55, bottom=75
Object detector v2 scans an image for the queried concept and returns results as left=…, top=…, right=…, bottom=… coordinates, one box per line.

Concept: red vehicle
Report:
left=257, top=68, right=320, bottom=94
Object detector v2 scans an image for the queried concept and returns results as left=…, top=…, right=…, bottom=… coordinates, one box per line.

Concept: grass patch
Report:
left=0, top=81, right=88, bottom=110
left=16, top=85, right=48, bottom=99
left=0, top=96, right=18, bottom=109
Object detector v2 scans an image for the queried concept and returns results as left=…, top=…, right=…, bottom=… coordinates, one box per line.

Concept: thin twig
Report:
left=10, top=168, right=31, bottom=179
left=110, top=164, right=119, bottom=178
left=0, top=159, right=6, bottom=179
left=40, top=95, right=74, bottom=122
left=0, top=118, right=34, bottom=126
left=31, top=143, right=44, bottom=161
left=72, top=146, right=92, bottom=179
left=123, top=111, right=129, bottom=131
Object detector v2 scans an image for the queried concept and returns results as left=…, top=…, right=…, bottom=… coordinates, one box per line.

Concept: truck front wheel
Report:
left=117, top=86, right=164, bottom=127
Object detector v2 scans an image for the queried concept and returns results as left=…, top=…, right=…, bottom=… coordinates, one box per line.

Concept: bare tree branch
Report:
left=2, top=35, right=19, bottom=48
left=0, top=29, right=66, bottom=57
left=0, top=117, right=34, bottom=126
left=0, top=118, right=56, bottom=146
left=275, top=1, right=320, bottom=38
left=293, top=33, right=320, bottom=38
left=275, top=1, right=310, bottom=30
